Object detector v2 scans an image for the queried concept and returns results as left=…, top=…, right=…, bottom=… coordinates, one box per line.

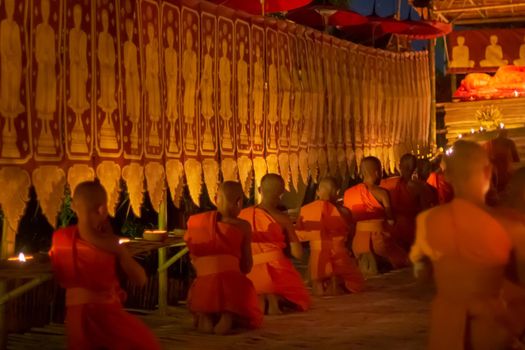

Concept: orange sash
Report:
left=191, top=255, right=240, bottom=276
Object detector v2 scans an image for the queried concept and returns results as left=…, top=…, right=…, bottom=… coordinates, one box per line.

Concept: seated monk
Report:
left=296, top=177, right=364, bottom=296
left=239, top=173, right=311, bottom=315
left=381, top=154, right=431, bottom=250
left=417, top=158, right=439, bottom=208
left=49, top=181, right=160, bottom=350
left=344, top=157, right=408, bottom=277
left=427, top=155, right=454, bottom=205
left=411, top=140, right=523, bottom=350
left=185, top=181, right=263, bottom=334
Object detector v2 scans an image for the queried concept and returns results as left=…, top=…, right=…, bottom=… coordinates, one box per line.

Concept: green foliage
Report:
left=59, top=189, right=76, bottom=228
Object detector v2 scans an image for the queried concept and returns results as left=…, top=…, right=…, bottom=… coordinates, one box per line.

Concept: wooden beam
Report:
left=434, top=3, right=525, bottom=14
left=453, top=15, right=525, bottom=24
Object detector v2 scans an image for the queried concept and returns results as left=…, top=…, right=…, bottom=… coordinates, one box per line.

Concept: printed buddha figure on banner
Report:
left=268, top=46, right=278, bottom=150
left=279, top=46, right=291, bottom=148
left=219, top=37, right=233, bottom=151
left=97, top=8, right=118, bottom=151
left=145, top=20, right=162, bottom=149
left=0, top=0, right=25, bottom=158
left=513, top=35, right=525, bottom=66
left=201, top=33, right=214, bottom=151
left=182, top=25, right=198, bottom=152
left=449, top=36, right=474, bottom=68
left=252, top=37, right=264, bottom=147
left=164, top=18, right=179, bottom=154
left=35, top=0, right=57, bottom=155
left=67, top=3, right=89, bottom=155
left=237, top=39, right=249, bottom=146
left=480, top=35, right=508, bottom=67
left=123, top=17, right=141, bottom=153
left=290, top=40, right=302, bottom=150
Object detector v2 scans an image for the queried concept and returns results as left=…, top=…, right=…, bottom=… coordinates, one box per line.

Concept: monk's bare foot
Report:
left=197, top=313, right=214, bottom=333
left=267, top=294, right=282, bottom=315
left=214, top=313, right=233, bottom=335
left=312, top=281, right=325, bottom=296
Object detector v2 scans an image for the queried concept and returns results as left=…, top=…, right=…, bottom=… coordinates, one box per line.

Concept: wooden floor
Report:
left=8, top=269, right=433, bottom=350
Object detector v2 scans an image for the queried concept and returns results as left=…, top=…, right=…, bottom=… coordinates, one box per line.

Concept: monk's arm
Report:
left=116, top=246, right=148, bottom=287
left=239, top=220, right=254, bottom=274
left=281, top=215, right=303, bottom=260
left=410, top=213, right=433, bottom=281
left=377, top=189, right=395, bottom=222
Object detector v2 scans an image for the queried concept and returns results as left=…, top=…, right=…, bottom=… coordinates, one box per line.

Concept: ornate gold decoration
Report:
left=318, top=149, right=328, bottom=180
left=347, top=147, right=357, bottom=178
left=96, top=162, right=121, bottom=217
left=0, top=167, right=30, bottom=257
left=299, top=150, right=309, bottom=185
left=266, top=154, right=279, bottom=174
left=122, top=163, right=144, bottom=217
left=253, top=156, right=267, bottom=192
left=32, top=166, right=66, bottom=227
left=67, top=164, right=95, bottom=194
left=203, top=159, right=219, bottom=204
left=237, top=155, right=253, bottom=197
left=475, top=105, right=503, bottom=130
left=184, top=159, right=203, bottom=206
left=221, top=158, right=238, bottom=181
left=289, top=152, right=300, bottom=191
left=278, top=153, right=290, bottom=191
left=166, top=160, right=184, bottom=208
left=337, top=148, right=347, bottom=178
left=307, top=148, right=319, bottom=183
left=355, top=148, right=364, bottom=173
left=145, top=162, right=166, bottom=213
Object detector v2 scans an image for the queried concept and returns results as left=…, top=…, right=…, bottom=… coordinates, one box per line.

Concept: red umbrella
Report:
left=382, top=19, right=452, bottom=39
left=286, top=5, right=368, bottom=31
left=211, top=0, right=312, bottom=15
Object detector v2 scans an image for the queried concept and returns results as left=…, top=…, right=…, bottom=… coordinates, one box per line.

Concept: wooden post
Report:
left=450, top=74, right=457, bottom=99
left=157, top=189, right=168, bottom=315
left=429, top=38, right=437, bottom=150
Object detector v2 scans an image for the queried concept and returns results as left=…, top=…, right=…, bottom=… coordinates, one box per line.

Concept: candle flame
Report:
left=119, top=238, right=131, bottom=245
left=470, top=128, right=475, bottom=134
left=18, top=252, right=26, bottom=262
left=500, top=122, right=505, bottom=129
left=514, top=90, right=519, bottom=97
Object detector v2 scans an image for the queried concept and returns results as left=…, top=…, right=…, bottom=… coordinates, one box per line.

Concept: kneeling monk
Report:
left=296, top=177, right=364, bottom=295
left=49, top=181, right=160, bottom=350
left=239, top=173, right=311, bottom=314
left=344, top=157, right=408, bottom=277
left=185, top=181, right=263, bottom=334
left=411, top=141, right=522, bottom=350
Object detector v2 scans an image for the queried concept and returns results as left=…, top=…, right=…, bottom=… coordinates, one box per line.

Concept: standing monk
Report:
left=427, top=155, right=454, bottom=205
left=239, top=174, right=311, bottom=314
left=49, top=181, right=160, bottom=350
left=381, top=154, right=430, bottom=250
left=485, top=129, right=521, bottom=193
left=344, top=157, right=408, bottom=277
left=411, top=140, right=521, bottom=350
left=185, top=181, right=263, bottom=335
left=296, top=177, right=364, bottom=296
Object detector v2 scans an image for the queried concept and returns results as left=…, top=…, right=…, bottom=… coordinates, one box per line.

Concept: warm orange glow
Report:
left=118, top=238, right=131, bottom=245
left=8, top=253, right=33, bottom=262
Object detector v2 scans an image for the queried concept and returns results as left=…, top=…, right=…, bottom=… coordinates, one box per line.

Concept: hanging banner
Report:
left=447, top=28, right=525, bottom=74
left=305, top=30, right=319, bottom=182
left=297, top=27, right=311, bottom=185
left=288, top=25, right=301, bottom=191
left=315, top=32, right=327, bottom=180
left=333, top=42, right=346, bottom=179
left=30, top=0, right=64, bottom=163
left=161, top=1, right=184, bottom=207
left=277, top=23, right=291, bottom=189
left=0, top=0, right=32, bottom=166
left=234, top=15, right=253, bottom=196
left=217, top=8, right=236, bottom=184
left=265, top=21, right=279, bottom=175
left=341, top=43, right=355, bottom=176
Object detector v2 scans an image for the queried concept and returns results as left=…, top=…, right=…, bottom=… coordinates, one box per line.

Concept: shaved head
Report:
left=361, top=156, right=382, bottom=184
left=216, top=181, right=244, bottom=218
left=73, top=181, right=107, bottom=210
left=259, top=173, right=285, bottom=207
left=400, top=153, right=417, bottom=179
left=261, top=173, right=284, bottom=193
left=318, top=177, right=338, bottom=201
left=445, top=140, right=491, bottom=196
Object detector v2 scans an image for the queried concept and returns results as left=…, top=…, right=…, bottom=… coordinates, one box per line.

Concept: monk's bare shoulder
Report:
left=269, top=209, right=293, bottom=228
left=372, top=186, right=390, bottom=203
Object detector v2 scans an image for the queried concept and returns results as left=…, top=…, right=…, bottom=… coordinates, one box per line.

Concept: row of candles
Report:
left=457, top=122, right=505, bottom=140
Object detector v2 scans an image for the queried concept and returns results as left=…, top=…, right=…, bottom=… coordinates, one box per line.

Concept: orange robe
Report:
left=49, top=226, right=160, bottom=350
left=296, top=200, right=364, bottom=293
left=427, top=171, right=454, bottom=205
left=485, top=138, right=520, bottom=192
left=343, top=183, right=408, bottom=269
left=184, top=211, right=263, bottom=329
left=381, top=176, right=419, bottom=249
left=239, top=206, right=311, bottom=311
left=411, top=199, right=519, bottom=350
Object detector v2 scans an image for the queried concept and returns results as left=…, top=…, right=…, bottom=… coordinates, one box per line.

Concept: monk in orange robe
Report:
left=417, top=158, right=439, bottom=208
left=185, top=181, right=263, bottom=334
left=49, top=181, right=160, bottom=350
left=381, top=154, right=430, bottom=249
left=485, top=129, right=520, bottom=193
left=411, top=141, right=523, bottom=350
left=239, top=173, right=311, bottom=314
left=344, top=157, right=408, bottom=277
left=296, top=177, right=364, bottom=296
left=427, top=155, right=454, bottom=205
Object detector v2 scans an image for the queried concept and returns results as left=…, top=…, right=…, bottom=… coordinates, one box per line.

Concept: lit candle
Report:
left=479, top=126, right=484, bottom=132
left=119, top=238, right=131, bottom=245
left=500, top=122, right=505, bottom=129
left=514, top=90, right=519, bottom=97
left=470, top=128, right=475, bottom=134
left=7, top=252, right=33, bottom=262
left=458, top=134, right=463, bottom=138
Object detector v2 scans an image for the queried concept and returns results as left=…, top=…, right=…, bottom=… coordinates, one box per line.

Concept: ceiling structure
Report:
left=432, top=0, right=525, bottom=25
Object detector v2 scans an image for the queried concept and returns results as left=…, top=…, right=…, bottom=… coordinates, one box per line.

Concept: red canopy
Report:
left=211, top=0, right=312, bottom=15
left=286, top=6, right=368, bottom=31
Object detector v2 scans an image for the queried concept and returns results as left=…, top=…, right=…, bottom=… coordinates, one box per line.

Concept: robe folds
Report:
left=296, top=200, right=364, bottom=293
left=427, top=171, right=454, bottom=205
left=185, top=211, right=263, bottom=329
left=380, top=176, right=419, bottom=249
left=411, top=199, right=520, bottom=350
left=343, top=183, right=408, bottom=270
left=49, top=226, right=160, bottom=350
left=239, top=206, right=311, bottom=311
